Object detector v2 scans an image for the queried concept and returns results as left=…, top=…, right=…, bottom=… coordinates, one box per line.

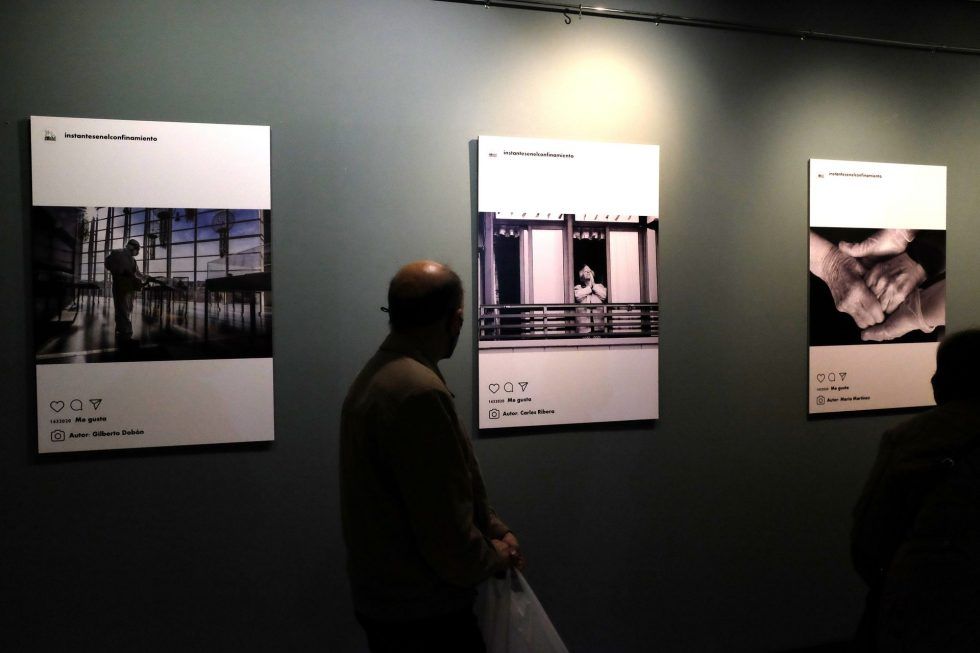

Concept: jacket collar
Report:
left=378, top=333, right=447, bottom=386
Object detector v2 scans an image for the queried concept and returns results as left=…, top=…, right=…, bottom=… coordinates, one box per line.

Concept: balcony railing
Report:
left=479, top=303, right=658, bottom=341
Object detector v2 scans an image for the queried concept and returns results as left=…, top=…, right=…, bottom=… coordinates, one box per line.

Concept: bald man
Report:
left=340, top=261, right=523, bottom=653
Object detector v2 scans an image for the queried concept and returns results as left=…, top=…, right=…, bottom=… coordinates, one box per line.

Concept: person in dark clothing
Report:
left=104, top=238, right=145, bottom=344
left=852, top=329, right=980, bottom=652
left=340, top=261, right=525, bottom=653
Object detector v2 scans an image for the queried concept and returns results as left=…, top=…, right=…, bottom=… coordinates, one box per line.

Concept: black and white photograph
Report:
left=33, top=206, right=272, bottom=364
left=478, top=212, right=659, bottom=343
left=808, top=226, right=945, bottom=346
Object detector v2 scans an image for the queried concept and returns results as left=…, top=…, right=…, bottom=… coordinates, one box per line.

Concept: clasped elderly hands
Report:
left=811, top=229, right=932, bottom=340
left=839, top=229, right=925, bottom=315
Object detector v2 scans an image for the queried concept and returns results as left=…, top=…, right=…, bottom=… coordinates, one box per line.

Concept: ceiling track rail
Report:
left=433, top=0, right=980, bottom=56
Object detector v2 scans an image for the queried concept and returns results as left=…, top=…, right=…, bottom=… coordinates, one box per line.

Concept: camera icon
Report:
left=50, top=429, right=66, bottom=442
left=816, top=396, right=826, bottom=406
left=488, top=409, right=501, bottom=420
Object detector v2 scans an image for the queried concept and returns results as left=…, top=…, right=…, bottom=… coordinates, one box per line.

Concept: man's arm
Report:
left=131, top=255, right=146, bottom=282
left=382, top=389, right=511, bottom=587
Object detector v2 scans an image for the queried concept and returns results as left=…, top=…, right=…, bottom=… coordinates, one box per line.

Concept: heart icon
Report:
left=817, top=374, right=826, bottom=382
left=489, top=384, right=500, bottom=393
left=50, top=401, right=65, bottom=412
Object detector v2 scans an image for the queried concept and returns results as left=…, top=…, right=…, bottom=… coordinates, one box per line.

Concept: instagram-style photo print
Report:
left=808, top=159, right=946, bottom=415
left=31, top=116, right=274, bottom=452
left=478, top=136, right=659, bottom=430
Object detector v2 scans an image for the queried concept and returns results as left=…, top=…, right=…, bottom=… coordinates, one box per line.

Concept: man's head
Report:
left=932, top=329, right=980, bottom=404
left=578, top=265, right=594, bottom=284
left=387, top=261, right=464, bottom=359
left=126, top=239, right=141, bottom=255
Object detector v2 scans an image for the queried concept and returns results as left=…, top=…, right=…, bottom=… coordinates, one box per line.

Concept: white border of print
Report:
left=32, top=116, right=270, bottom=209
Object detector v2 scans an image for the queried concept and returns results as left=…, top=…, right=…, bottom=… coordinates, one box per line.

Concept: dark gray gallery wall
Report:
left=2, top=1, right=979, bottom=651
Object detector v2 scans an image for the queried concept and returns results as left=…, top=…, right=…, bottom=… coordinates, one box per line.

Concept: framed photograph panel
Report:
left=808, top=159, right=946, bottom=414
left=477, top=136, right=660, bottom=429
left=31, top=116, right=274, bottom=452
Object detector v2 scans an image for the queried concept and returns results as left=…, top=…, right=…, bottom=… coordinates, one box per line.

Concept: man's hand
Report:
left=490, top=539, right=514, bottom=577
left=502, top=531, right=526, bottom=571
left=838, top=229, right=915, bottom=259
left=490, top=533, right=526, bottom=575
left=864, top=253, right=927, bottom=314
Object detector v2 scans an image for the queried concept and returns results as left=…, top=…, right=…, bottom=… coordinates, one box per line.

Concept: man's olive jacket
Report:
left=340, top=333, right=510, bottom=621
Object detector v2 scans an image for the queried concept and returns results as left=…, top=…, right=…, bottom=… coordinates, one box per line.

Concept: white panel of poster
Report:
left=31, top=116, right=273, bottom=452
left=478, top=136, right=660, bottom=429
left=808, top=159, right=946, bottom=414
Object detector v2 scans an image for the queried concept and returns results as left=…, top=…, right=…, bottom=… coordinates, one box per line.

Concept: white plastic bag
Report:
left=477, top=569, right=569, bottom=653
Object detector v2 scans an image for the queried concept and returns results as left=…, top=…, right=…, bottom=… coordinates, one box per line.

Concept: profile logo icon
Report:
left=44, top=129, right=57, bottom=142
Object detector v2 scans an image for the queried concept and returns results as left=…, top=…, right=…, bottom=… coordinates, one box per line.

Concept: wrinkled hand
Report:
left=838, top=229, right=915, bottom=259
left=861, top=290, right=927, bottom=342
left=864, top=253, right=927, bottom=314
left=820, top=248, right=884, bottom=328
left=861, top=281, right=945, bottom=342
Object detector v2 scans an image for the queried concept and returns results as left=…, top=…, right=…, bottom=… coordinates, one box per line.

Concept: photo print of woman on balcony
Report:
left=477, top=211, right=659, bottom=347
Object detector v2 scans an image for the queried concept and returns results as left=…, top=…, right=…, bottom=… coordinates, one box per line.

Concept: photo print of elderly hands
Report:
left=811, top=228, right=945, bottom=342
